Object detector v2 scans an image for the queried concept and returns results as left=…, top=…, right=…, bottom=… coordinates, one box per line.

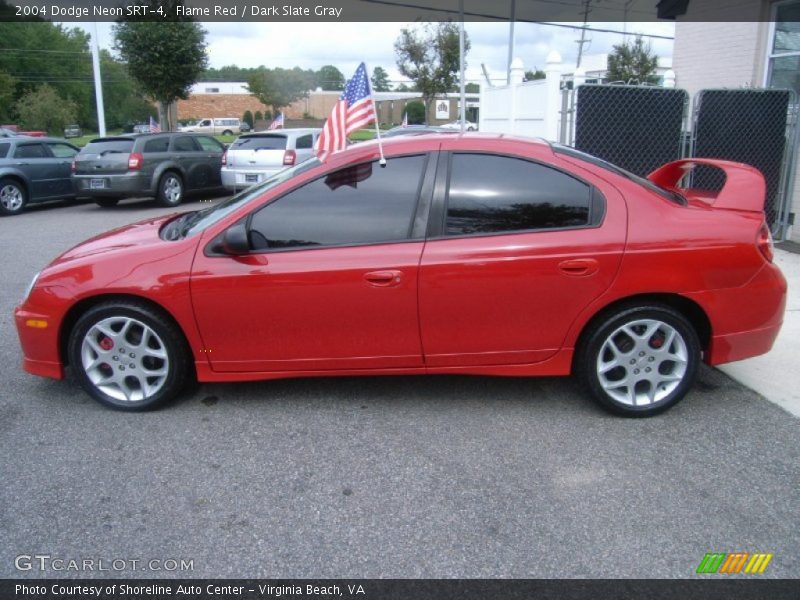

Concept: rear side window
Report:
left=82, top=140, right=134, bottom=155
left=14, top=143, right=48, bottom=159
left=0, top=143, right=9, bottom=158
left=295, top=134, right=313, bottom=150
left=172, top=136, right=198, bottom=152
left=196, top=136, right=224, bottom=152
left=143, top=138, right=169, bottom=153
left=233, top=135, right=287, bottom=151
left=46, top=142, right=78, bottom=158
left=445, top=154, right=592, bottom=236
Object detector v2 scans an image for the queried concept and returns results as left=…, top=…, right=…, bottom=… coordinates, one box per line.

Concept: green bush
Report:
left=242, top=110, right=254, bottom=127
left=254, top=110, right=263, bottom=122
left=405, top=101, right=425, bottom=125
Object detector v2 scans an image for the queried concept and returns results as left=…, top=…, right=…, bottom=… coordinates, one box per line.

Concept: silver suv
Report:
left=72, top=133, right=225, bottom=207
left=221, top=129, right=321, bottom=192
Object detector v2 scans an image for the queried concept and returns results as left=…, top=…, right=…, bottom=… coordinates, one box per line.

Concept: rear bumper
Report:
left=72, top=173, right=150, bottom=197
left=221, top=166, right=285, bottom=191
left=692, top=263, right=787, bottom=366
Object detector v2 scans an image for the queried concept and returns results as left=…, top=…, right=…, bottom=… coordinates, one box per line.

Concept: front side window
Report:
left=196, top=136, right=224, bottom=152
left=767, top=1, right=800, bottom=94
left=46, top=143, right=78, bottom=158
left=0, top=143, right=9, bottom=158
left=445, top=153, right=592, bottom=236
left=248, top=155, right=426, bottom=250
left=14, top=143, right=47, bottom=159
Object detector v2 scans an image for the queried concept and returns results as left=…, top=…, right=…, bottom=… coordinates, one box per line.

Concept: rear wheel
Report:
left=0, top=178, right=27, bottom=216
left=94, top=198, right=120, bottom=208
left=157, top=172, right=183, bottom=207
left=577, top=305, right=700, bottom=417
left=222, top=130, right=233, bottom=136
left=67, top=301, right=191, bottom=411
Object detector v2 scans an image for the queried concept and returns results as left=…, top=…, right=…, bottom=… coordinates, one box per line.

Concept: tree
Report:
left=16, top=84, right=77, bottom=134
left=394, top=22, right=470, bottom=124
left=465, top=82, right=479, bottom=93
left=0, top=71, right=16, bottom=123
left=254, top=110, right=263, bottom=123
left=242, top=110, right=254, bottom=128
left=524, top=68, right=546, bottom=81
left=606, top=36, right=659, bottom=85
left=371, top=66, right=392, bottom=92
left=404, top=100, right=425, bottom=125
left=246, top=67, right=314, bottom=116
left=114, top=16, right=208, bottom=130
left=316, top=65, right=344, bottom=91
left=395, top=82, right=413, bottom=92
left=99, top=50, right=157, bottom=130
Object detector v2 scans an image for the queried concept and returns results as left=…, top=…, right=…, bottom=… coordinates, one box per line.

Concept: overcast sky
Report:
left=75, top=21, right=674, bottom=85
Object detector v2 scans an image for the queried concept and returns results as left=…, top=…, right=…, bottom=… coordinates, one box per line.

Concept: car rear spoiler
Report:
left=647, top=158, right=766, bottom=212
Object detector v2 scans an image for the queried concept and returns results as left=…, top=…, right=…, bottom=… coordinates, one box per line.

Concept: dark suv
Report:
left=72, top=133, right=225, bottom=207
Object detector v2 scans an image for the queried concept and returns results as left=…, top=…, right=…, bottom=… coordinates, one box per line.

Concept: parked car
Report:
left=0, top=136, right=79, bottom=215
left=63, top=124, right=82, bottom=138
left=240, top=122, right=252, bottom=133
left=132, top=123, right=151, bottom=134
left=221, top=128, right=321, bottom=191
left=440, top=120, right=477, bottom=131
left=383, top=125, right=456, bottom=137
left=72, top=133, right=225, bottom=207
left=15, top=135, right=786, bottom=415
left=181, top=117, right=242, bottom=136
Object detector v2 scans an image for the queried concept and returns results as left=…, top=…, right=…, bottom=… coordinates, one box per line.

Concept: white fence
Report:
left=479, top=53, right=563, bottom=141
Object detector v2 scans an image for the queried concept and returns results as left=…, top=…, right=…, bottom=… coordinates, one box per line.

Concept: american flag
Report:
left=316, top=62, right=376, bottom=162
left=269, top=112, right=284, bottom=130
left=149, top=116, right=161, bottom=133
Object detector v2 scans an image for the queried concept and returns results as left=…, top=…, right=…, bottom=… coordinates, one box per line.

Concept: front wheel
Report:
left=157, top=172, right=183, bottom=207
left=576, top=305, right=701, bottom=417
left=221, top=130, right=233, bottom=136
left=0, top=178, right=27, bottom=215
left=67, top=302, right=191, bottom=411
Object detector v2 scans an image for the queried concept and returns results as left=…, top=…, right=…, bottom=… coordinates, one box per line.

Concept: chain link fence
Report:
left=560, top=84, right=798, bottom=237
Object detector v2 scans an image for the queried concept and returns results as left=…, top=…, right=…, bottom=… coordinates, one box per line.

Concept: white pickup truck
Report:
left=180, top=117, right=242, bottom=136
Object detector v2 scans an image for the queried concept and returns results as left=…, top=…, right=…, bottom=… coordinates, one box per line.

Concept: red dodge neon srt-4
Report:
left=14, top=134, right=787, bottom=416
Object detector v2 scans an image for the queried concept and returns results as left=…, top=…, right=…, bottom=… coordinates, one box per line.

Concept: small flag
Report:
left=401, top=112, right=408, bottom=128
left=316, top=62, right=377, bottom=162
left=149, top=116, right=161, bottom=133
left=269, top=113, right=284, bottom=130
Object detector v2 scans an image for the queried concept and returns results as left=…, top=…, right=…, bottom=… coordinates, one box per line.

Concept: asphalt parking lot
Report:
left=1, top=196, right=799, bottom=579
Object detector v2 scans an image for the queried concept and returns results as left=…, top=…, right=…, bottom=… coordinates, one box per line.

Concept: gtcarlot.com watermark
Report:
left=14, top=554, right=194, bottom=573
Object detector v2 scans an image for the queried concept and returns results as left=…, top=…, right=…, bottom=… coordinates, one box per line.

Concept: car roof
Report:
left=6, top=136, right=77, bottom=144
left=241, top=128, right=321, bottom=137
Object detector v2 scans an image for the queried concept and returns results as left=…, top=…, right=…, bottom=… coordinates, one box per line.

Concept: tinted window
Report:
left=0, top=143, right=9, bottom=158
left=14, top=143, right=48, bottom=159
left=249, top=155, right=426, bottom=250
left=143, top=137, right=169, bottom=153
left=232, top=135, right=287, bottom=150
left=295, top=134, right=313, bottom=150
left=446, top=154, right=591, bottom=236
left=196, top=136, right=224, bottom=152
left=82, top=139, right=134, bottom=155
left=46, top=142, right=78, bottom=158
left=172, top=136, right=198, bottom=152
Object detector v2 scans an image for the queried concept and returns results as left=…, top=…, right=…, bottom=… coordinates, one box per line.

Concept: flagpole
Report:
left=366, top=64, right=386, bottom=167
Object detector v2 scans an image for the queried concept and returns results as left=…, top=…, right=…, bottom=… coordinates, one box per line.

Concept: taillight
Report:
left=127, top=152, right=143, bottom=171
left=70, top=159, right=76, bottom=173
left=221, top=150, right=227, bottom=166
left=283, top=149, right=296, bottom=166
left=757, top=222, right=774, bottom=263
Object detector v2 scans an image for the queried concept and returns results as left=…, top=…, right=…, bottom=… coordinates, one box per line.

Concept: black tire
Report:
left=221, top=130, right=233, bottom=136
left=67, top=301, right=191, bottom=411
left=156, top=172, right=184, bottom=207
left=0, top=177, right=27, bottom=216
left=94, top=197, right=120, bottom=208
left=576, top=304, right=701, bottom=417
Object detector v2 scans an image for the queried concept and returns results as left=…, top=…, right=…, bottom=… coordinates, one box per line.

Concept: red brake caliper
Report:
left=99, top=337, right=114, bottom=351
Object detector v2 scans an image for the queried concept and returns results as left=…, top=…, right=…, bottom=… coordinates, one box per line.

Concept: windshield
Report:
left=232, top=135, right=287, bottom=150
left=81, top=139, right=134, bottom=154
left=178, top=158, right=322, bottom=238
left=552, top=144, right=685, bottom=205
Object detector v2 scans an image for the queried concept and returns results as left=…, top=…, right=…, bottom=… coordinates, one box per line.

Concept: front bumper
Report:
left=14, top=286, right=70, bottom=381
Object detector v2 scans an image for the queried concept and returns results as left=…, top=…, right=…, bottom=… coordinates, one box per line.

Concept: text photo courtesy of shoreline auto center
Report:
left=1, top=0, right=799, bottom=598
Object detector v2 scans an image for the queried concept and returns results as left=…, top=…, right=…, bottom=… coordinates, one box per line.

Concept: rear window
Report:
left=82, top=139, right=134, bottom=154
left=232, top=135, right=287, bottom=151
left=0, top=143, right=9, bottom=158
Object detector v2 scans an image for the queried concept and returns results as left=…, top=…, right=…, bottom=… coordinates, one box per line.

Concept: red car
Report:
left=14, top=135, right=786, bottom=416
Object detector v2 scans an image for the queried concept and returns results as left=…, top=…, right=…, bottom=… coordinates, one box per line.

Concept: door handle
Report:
left=558, top=258, right=599, bottom=277
left=364, top=270, right=402, bottom=287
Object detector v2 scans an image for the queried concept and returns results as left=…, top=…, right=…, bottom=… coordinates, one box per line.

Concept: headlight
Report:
left=22, top=271, right=40, bottom=303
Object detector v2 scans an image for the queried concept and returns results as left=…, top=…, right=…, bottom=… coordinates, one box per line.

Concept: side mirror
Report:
left=220, top=222, right=250, bottom=255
